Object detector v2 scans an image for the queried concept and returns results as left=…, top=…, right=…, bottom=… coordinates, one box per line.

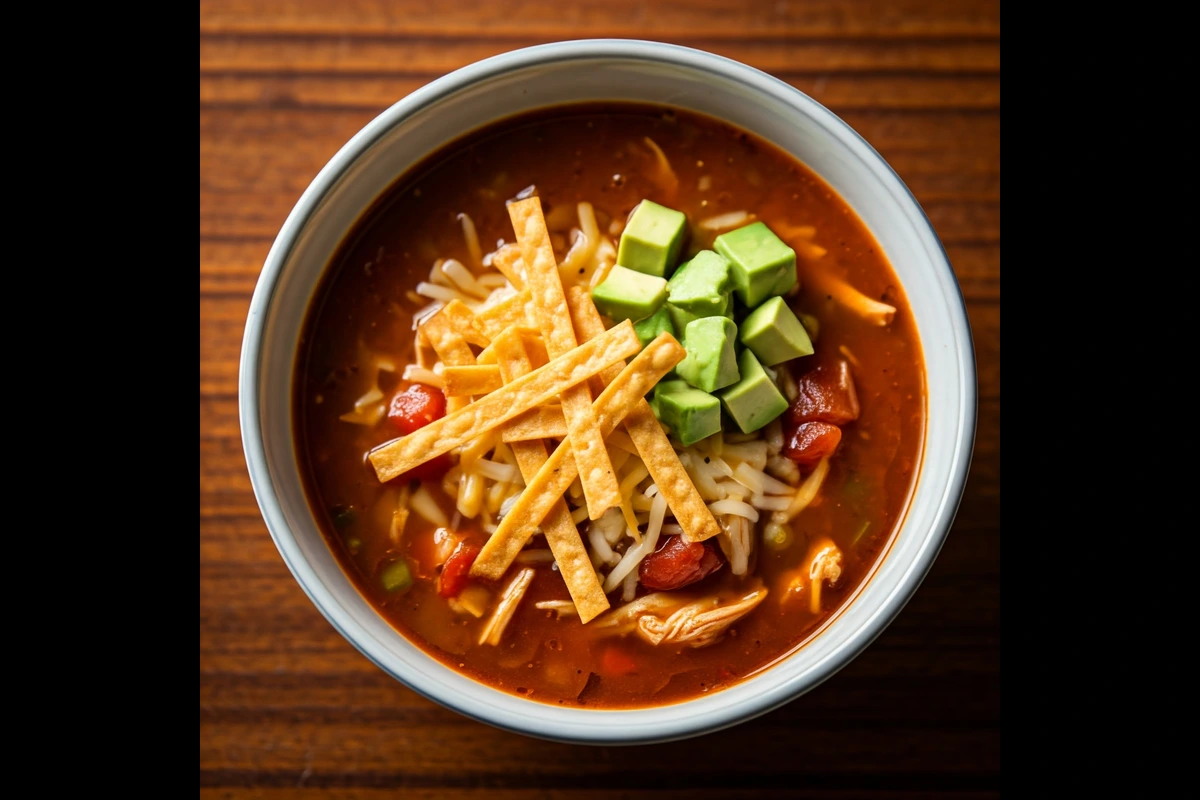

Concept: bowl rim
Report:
left=238, top=38, right=977, bottom=744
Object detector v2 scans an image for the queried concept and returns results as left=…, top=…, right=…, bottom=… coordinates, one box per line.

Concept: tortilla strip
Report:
left=509, top=198, right=622, bottom=520
left=443, top=365, right=503, bottom=398
left=422, top=299, right=489, bottom=351
left=475, top=289, right=533, bottom=340
left=490, top=329, right=609, bottom=622
left=420, top=299, right=488, bottom=411
left=368, top=320, right=640, bottom=483
left=501, top=405, right=568, bottom=442
left=605, top=428, right=641, bottom=457
left=522, top=333, right=550, bottom=369
left=489, top=242, right=526, bottom=289
left=420, top=309, right=474, bottom=366
left=566, top=287, right=721, bottom=543
left=471, top=332, right=685, bottom=578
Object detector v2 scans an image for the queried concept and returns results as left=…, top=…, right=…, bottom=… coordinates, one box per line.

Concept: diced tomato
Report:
left=638, top=535, right=725, bottom=591
left=787, top=360, right=860, bottom=426
left=437, top=540, right=482, bottom=598
left=387, top=384, right=452, bottom=482
left=388, top=384, right=447, bottom=434
left=783, top=421, right=842, bottom=466
left=601, top=647, right=638, bottom=676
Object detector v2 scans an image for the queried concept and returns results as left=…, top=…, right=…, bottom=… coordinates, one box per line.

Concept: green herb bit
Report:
left=380, top=560, right=414, bottom=593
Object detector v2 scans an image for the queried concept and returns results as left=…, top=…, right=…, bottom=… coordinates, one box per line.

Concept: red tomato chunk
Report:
left=437, top=540, right=482, bottom=598
left=788, top=360, right=861, bottom=426
left=784, top=421, right=842, bottom=466
left=388, top=385, right=452, bottom=482
left=389, top=384, right=447, bottom=434
left=639, top=536, right=725, bottom=591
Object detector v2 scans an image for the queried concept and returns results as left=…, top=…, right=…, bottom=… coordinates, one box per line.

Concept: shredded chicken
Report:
left=807, top=541, right=843, bottom=614
left=590, top=592, right=685, bottom=634
left=535, top=600, right=579, bottom=619
left=637, top=586, right=768, bottom=648
left=479, top=568, right=535, bottom=645
left=717, top=514, right=752, bottom=576
left=779, top=538, right=844, bottom=611
left=389, top=485, right=411, bottom=544
left=809, top=543, right=843, bottom=584
left=808, top=271, right=896, bottom=326
left=698, top=210, right=752, bottom=231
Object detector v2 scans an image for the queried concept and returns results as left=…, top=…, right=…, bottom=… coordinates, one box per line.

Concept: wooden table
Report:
left=200, top=1, right=1000, bottom=795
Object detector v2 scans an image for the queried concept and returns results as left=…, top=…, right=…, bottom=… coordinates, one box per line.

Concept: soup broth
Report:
left=295, top=103, right=924, bottom=708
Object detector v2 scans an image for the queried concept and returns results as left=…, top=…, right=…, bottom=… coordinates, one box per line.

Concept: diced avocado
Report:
left=714, top=222, right=796, bottom=307
left=676, top=317, right=740, bottom=392
left=648, top=391, right=663, bottom=422
left=666, top=293, right=731, bottom=334
left=739, top=296, right=815, bottom=365
left=654, top=380, right=722, bottom=446
left=667, top=250, right=732, bottom=315
left=633, top=306, right=676, bottom=348
left=771, top=261, right=798, bottom=297
left=591, top=265, right=668, bottom=323
left=718, top=349, right=790, bottom=433
left=617, top=200, right=688, bottom=278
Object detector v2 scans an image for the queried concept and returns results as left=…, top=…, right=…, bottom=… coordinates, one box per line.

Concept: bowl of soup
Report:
left=240, top=39, right=975, bottom=743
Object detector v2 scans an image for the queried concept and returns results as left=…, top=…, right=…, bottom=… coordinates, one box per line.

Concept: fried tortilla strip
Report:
left=368, top=320, right=640, bottom=483
left=443, top=365, right=503, bottom=398
left=471, top=332, right=685, bottom=578
left=420, top=299, right=489, bottom=411
left=420, top=307, right=474, bottom=365
left=501, top=405, right=568, bottom=442
left=475, top=343, right=498, bottom=365
left=422, top=299, right=490, bottom=352
left=509, top=197, right=621, bottom=520
left=476, top=328, right=548, bottom=368
left=489, top=242, right=526, bottom=289
left=475, top=289, right=533, bottom=340
left=491, top=329, right=608, bottom=622
left=566, top=287, right=721, bottom=543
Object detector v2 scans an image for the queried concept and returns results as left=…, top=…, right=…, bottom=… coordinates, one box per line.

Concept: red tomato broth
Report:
left=294, top=103, right=925, bottom=708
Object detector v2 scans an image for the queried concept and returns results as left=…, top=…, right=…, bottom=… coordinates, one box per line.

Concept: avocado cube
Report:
left=714, top=222, right=796, bottom=307
left=632, top=306, right=676, bottom=348
left=666, top=293, right=731, bottom=334
left=591, top=265, right=668, bottom=323
left=654, top=380, right=722, bottom=446
left=648, top=391, right=663, bottom=421
left=667, top=250, right=732, bottom=315
left=676, top=317, right=740, bottom=393
left=617, top=200, right=688, bottom=278
left=718, top=350, right=790, bottom=434
left=739, top=296, right=815, bottom=366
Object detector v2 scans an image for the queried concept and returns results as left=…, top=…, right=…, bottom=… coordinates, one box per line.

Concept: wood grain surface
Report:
left=199, top=1, right=1001, bottom=795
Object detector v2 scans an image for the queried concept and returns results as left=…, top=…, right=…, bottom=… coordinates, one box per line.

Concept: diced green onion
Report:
left=346, top=537, right=362, bottom=555
left=852, top=520, right=871, bottom=545
left=380, top=560, right=413, bottom=593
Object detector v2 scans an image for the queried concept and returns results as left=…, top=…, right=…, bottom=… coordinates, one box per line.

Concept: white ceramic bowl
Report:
left=239, top=39, right=976, bottom=744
